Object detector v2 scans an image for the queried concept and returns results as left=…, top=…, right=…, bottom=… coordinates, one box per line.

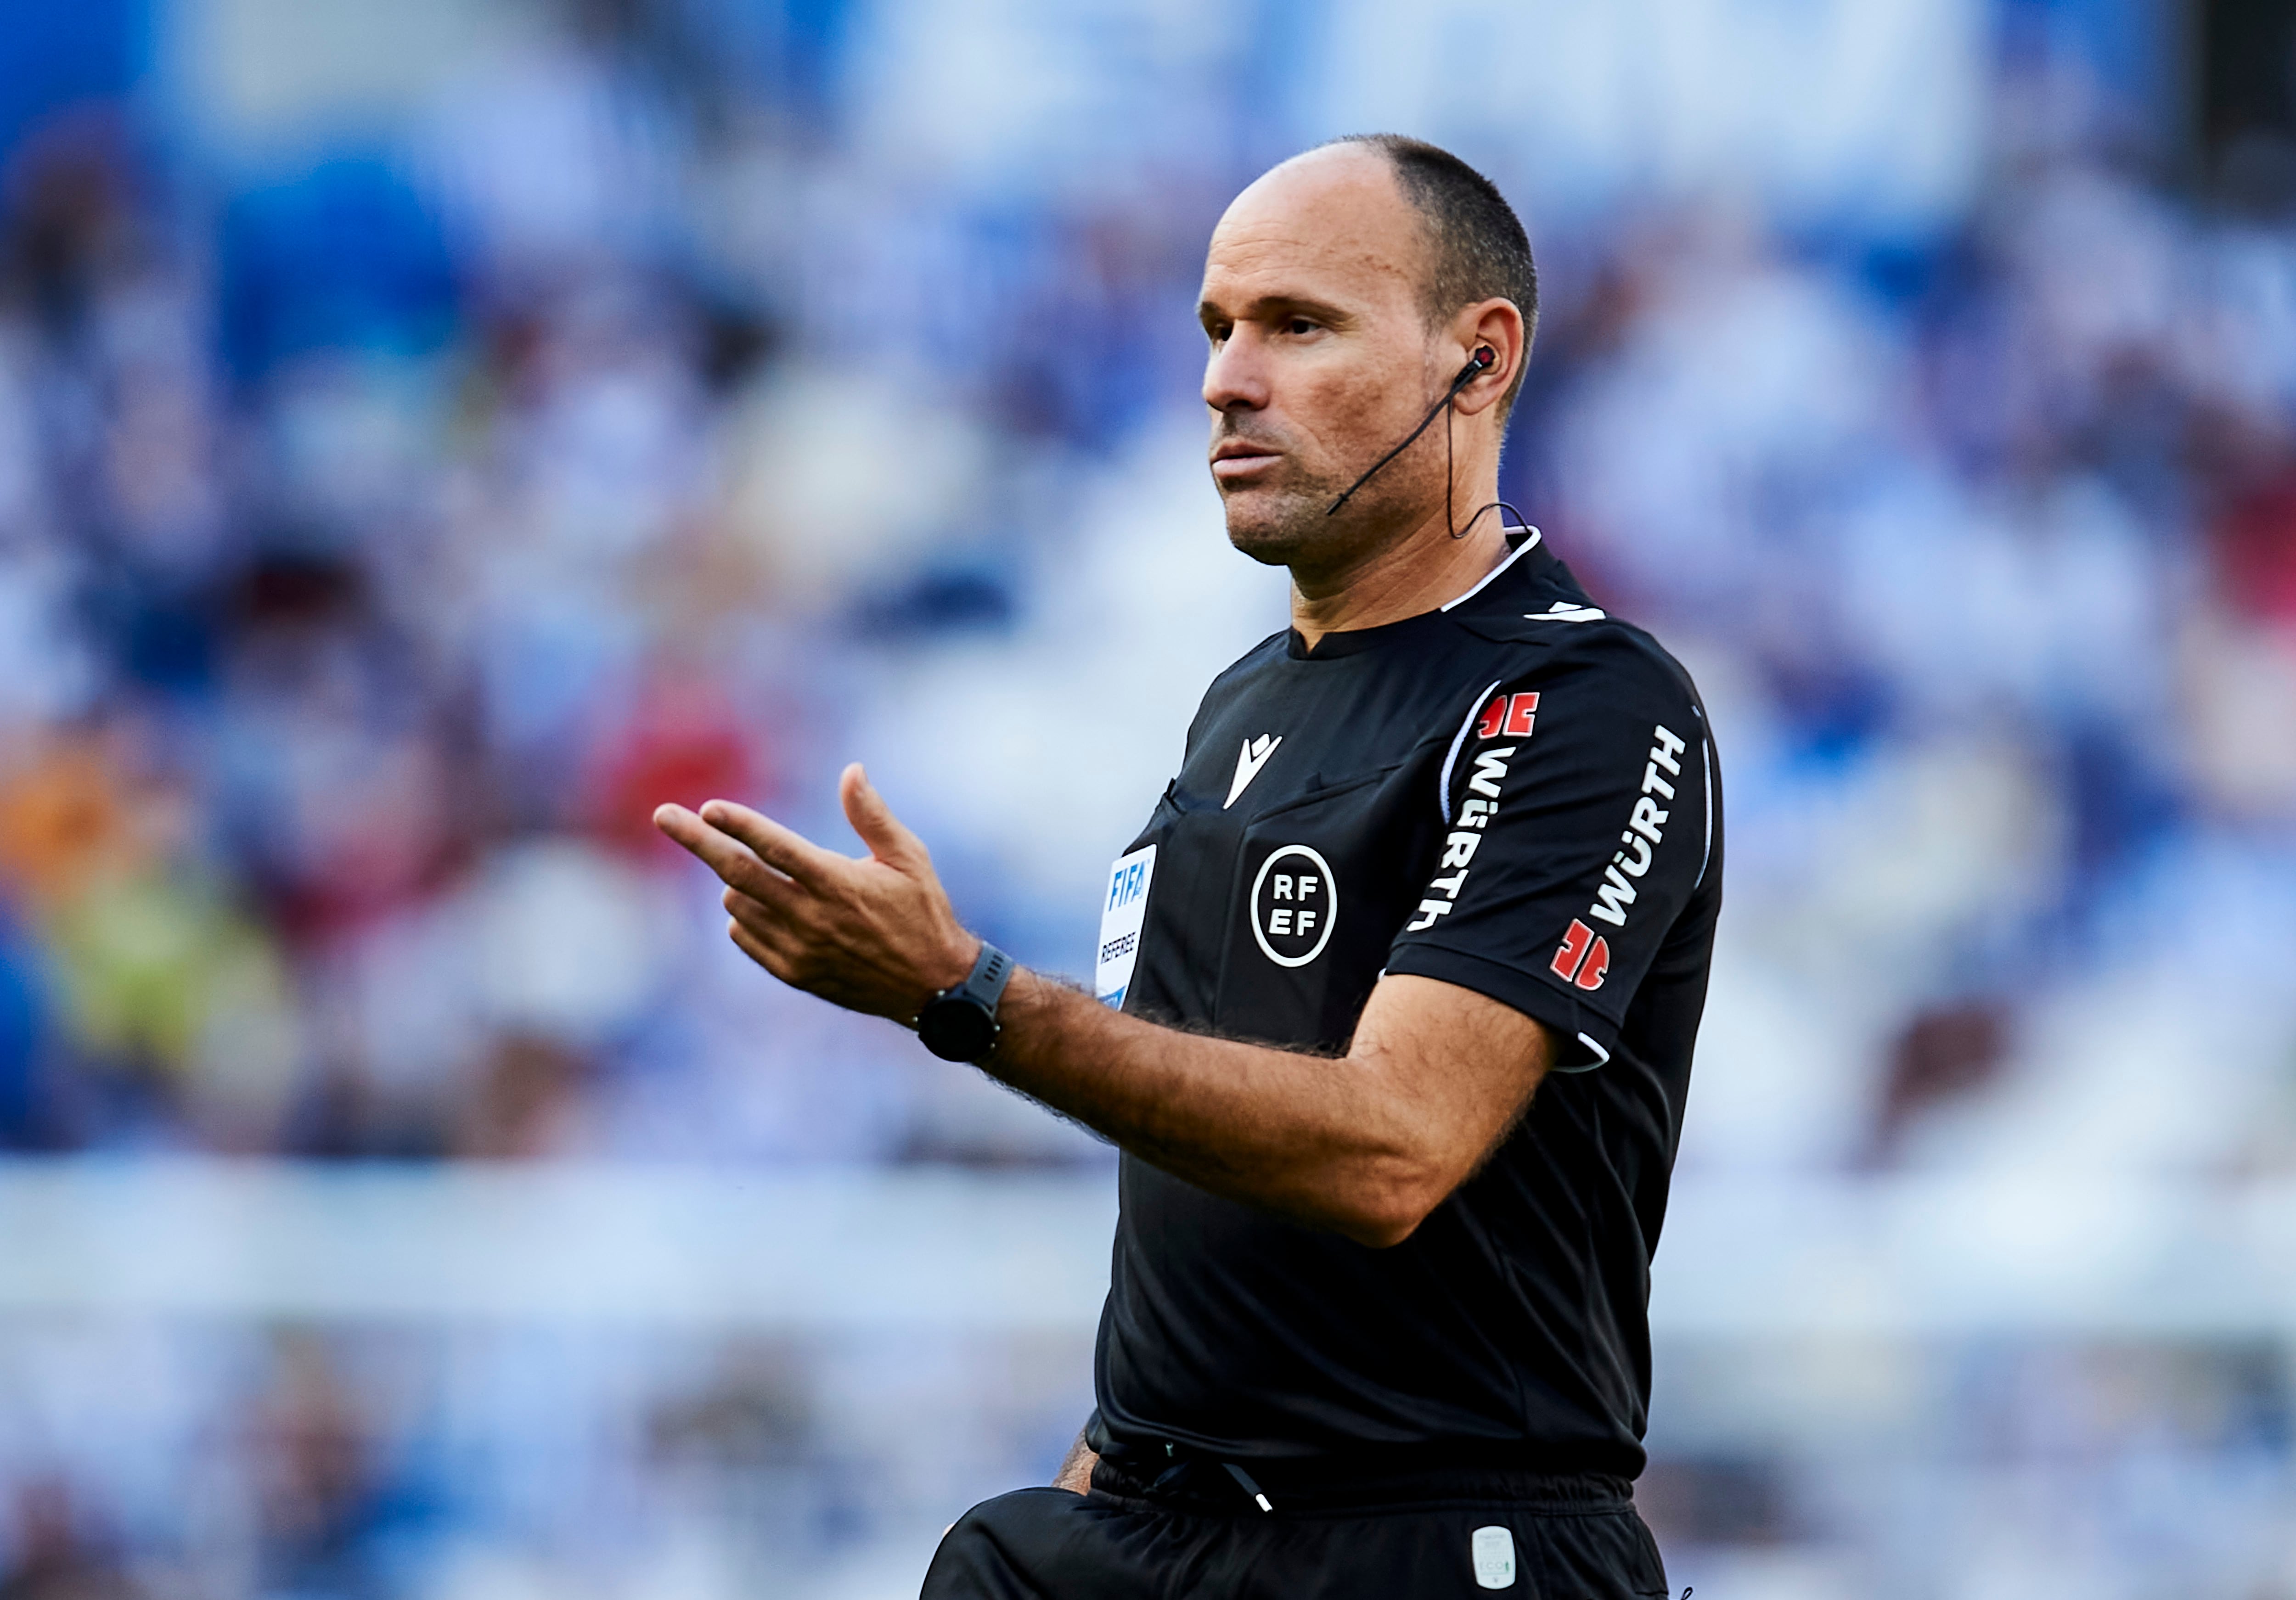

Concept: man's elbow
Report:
left=1328, top=1165, right=1452, bottom=1250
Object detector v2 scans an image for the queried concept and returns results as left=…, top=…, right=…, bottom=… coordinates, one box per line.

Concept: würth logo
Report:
left=1586, top=723, right=1687, bottom=931
left=1406, top=745, right=1514, bottom=932
left=1550, top=918, right=1610, bottom=991
left=1550, top=722, right=1690, bottom=995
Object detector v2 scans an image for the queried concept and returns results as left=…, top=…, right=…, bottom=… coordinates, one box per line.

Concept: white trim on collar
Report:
left=1439, top=526, right=1542, bottom=612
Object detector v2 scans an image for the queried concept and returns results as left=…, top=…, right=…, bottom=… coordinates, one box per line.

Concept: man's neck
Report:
left=1289, top=488, right=1511, bottom=651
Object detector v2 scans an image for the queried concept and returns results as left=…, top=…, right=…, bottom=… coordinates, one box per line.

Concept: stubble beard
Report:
left=1218, top=440, right=1441, bottom=579
left=1220, top=469, right=1344, bottom=568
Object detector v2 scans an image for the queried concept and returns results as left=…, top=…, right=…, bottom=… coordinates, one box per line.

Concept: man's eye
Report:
left=1286, top=318, right=1318, bottom=336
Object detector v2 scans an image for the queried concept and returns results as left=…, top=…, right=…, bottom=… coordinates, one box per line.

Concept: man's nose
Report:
left=1203, top=333, right=1270, bottom=414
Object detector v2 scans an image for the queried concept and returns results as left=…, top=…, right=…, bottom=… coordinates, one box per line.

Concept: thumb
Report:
left=841, top=763, right=927, bottom=869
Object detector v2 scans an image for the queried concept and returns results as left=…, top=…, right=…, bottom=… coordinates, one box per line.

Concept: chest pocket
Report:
left=1115, top=780, right=1244, bottom=1029
left=1212, top=762, right=1433, bottom=1051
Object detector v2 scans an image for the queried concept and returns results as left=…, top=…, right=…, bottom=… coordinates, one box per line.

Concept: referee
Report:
left=657, top=135, right=1718, bottom=1598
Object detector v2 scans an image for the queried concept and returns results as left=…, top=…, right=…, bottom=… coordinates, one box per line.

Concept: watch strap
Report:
left=951, top=941, right=1014, bottom=1012
left=914, top=942, right=1015, bottom=1063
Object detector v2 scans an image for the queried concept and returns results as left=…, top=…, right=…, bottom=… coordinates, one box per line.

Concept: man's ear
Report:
left=1450, top=298, right=1527, bottom=419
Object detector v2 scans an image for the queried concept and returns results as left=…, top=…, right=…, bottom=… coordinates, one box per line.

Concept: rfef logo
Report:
left=1475, top=691, right=1539, bottom=740
left=1550, top=918, right=1610, bottom=991
left=1249, top=844, right=1338, bottom=968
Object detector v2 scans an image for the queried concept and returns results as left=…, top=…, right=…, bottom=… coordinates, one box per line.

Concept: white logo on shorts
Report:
left=1470, top=1525, right=1517, bottom=1588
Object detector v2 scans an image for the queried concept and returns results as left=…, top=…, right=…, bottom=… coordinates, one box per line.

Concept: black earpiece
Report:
left=1325, top=346, right=1501, bottom=518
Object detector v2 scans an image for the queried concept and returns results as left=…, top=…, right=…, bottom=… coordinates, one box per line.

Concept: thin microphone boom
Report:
left=1324, top=347, right=1494, bottom=518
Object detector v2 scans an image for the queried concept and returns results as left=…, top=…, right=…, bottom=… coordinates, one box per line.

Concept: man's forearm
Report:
left=985, top=970, right=1452, bottom=1244
left=647, top=786, right=1545, bottom=1246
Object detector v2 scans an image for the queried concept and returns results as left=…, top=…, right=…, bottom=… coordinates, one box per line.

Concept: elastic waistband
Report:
left=1091, top=1448, right=1636, bottom=1517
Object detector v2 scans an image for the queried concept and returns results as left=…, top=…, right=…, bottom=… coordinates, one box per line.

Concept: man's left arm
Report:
left=1382, top=652, right=1716, bottom=1072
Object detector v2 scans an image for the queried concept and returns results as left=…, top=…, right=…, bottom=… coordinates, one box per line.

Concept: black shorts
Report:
left=922, top=1457, right=1671, bottom=1599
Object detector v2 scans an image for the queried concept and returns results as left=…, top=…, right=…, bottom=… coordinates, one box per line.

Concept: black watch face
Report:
left=919, top=997, right=997, bottom=1062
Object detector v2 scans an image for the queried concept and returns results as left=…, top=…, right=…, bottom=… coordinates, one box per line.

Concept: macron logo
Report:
left=1526, top=601, right=1606, bottom=623
left=1225, top=734, right=1283, bottom=809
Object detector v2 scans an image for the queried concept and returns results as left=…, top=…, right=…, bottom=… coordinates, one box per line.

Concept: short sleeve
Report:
left=1383, top=643, right=1715, bottom=1070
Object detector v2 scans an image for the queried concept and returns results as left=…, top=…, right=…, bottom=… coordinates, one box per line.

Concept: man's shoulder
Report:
left=1218, top=627, right=1296, bottom=680
left=1446, top=594, right=1702, bottom=720
left=1196, top=627, right=1295, bottom=702
left=1182, top=628, right=1294, bottom=744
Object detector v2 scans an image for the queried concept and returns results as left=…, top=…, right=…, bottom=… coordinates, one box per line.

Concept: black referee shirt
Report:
left=1086, top=529, right=1721, bottom=1479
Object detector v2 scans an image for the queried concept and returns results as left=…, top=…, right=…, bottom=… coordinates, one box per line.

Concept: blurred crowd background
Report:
left=1, top=0, right=2294, bottom=1594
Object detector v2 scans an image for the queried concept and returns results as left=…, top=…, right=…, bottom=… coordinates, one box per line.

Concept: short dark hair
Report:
left=1325, top=134, right=1538, bottom=409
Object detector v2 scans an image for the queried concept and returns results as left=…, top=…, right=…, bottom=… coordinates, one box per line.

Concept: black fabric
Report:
left=920, top=1468, right=1671, bottom=1599
left=1091, top=531, right=1723, bottom=1479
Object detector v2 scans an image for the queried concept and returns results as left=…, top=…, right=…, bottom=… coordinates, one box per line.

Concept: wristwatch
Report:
left=916, top=943, right=1015, bottom=1062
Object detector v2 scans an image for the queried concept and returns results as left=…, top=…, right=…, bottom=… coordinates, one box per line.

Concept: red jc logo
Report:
left=1550, top=918, right=1610, bottom=991
left=1475, top=691, right=1540, bottom=740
